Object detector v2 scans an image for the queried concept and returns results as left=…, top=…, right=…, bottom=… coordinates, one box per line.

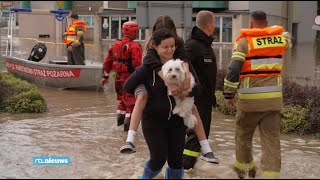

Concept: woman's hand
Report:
left=181, top=74, right=191, bottom=91
left=167, top=83, right=181, bottom=95
left=176, top=91, right=189, bottom=99
left=67, top=45, right=73, bottom=52
left=167, top=83, right=189, bottom=99
left=181, top=62, right=191, bottom=91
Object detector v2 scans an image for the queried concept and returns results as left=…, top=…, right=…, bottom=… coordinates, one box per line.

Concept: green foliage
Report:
left=281, top=105, right=311, bottom=134
left=214, top=79, right=320, bottom=135
left=2, top=90, right=47, bottom=113
left=0, top=72, right=36, bottom=93
left=305, top=105, right=320, bottom=134
left=0, top=72, right=47, bottom=113
left=0, top=81, right=8, bottom=102
left=216, top=69, right=227, bottom=91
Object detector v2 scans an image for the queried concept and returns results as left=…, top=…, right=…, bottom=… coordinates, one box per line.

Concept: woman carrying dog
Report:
left=120, top=15, right=219, bottom=165
left=123, top=28, right=200, bottom=179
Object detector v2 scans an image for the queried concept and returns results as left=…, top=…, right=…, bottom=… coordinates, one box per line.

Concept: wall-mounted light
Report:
left=233, top=14, right=237, bottom=19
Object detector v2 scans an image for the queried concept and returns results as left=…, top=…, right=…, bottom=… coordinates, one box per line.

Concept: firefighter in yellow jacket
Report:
left=223, top=11, right=292, bottom=179
left=64, top=14, right=86, bottom=65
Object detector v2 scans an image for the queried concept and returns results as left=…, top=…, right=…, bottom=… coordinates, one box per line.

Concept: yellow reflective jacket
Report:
left=224, top=26, right=290, bottom=112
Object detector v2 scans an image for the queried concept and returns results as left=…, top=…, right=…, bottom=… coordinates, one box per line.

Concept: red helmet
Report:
left=122, top=21, right=139, bottom=39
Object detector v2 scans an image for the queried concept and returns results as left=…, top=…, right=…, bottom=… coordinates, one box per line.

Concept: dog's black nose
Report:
left=172, top=75, right=176, bottom=78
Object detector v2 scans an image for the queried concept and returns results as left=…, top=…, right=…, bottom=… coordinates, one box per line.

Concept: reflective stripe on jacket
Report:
left=64, top=21, right=86, bottom=45
left=225, top=26, right=287, bottom=112
left=239, top=26, right=286, bottom=80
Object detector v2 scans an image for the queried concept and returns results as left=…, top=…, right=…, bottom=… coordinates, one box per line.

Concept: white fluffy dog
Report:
left=162, top=59, right=197, bottom=129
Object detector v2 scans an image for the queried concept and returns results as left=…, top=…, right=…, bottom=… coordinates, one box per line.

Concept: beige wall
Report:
left=30, top=1, right=54, bottom=10
left=229, top=1, right=249, bottom=11
left=249, top=1, right=286, bottom=18
left=72, top=1, right=103, bottom=15
left=85, top=28, right=94, bottom=42
left=19, top=13, right=55, bottom=38
left=293, top=1, right=317, bottom=43
left=232, top=14, right=244, bottom=42
left=292, top=1, right=299, bottom=23
left=108, top=1, right=128, bottom=9
left=71, top=1, right=102, bottom=42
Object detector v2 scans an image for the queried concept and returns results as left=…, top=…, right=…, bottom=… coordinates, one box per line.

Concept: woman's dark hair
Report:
left=145, top=15, right=179, bottom=52
left=152, top=28, right=175, bottom=46
left=152, top=15, right=178, bottom=36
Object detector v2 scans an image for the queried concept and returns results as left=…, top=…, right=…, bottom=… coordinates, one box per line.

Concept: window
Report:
left=222, top=17, right=232, bottom=42
left=101, top=17, right=109, bottom=39
left=131, top=16, right=145, bottom=40
left=121, top=17, right=128, bottom=25
left=120, top=17, right=129, bottom=38
left=192, top=15, right=233, bottom=43
left=213, top=17, right=221, bottom=42
left=140, top=29, right=146, bottom=40
left=111, top=17, right=119, bottom=39
left=79, top=15, right=94, bottom=28
left=101, top=16, right=146, bottom=40
left=292, top=23, right=298, bottom=47
left=192, top=17, right=196, bottom=27
left=213, top=16, right=233, bottom=43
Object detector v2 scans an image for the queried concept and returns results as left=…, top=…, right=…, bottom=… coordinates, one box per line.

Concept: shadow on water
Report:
left=0, top=35, right=320, bottom=178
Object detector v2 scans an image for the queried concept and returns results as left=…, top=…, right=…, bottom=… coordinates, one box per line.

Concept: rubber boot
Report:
left=233, top=166, right=245, bottom=179
left=248, top=166, right=257, bottom=178
left=139, top=161, right=161, bottom=179
left=165, top=167, right=184, bottom=179
left=117, top=114, right=125, bottom=126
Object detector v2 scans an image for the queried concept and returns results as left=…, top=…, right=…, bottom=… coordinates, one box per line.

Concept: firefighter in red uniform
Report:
left=101, top=21, right=142, bottom=131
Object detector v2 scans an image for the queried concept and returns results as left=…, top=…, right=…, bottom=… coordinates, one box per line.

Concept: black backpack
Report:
left=28, top=42, right=47, bottom=62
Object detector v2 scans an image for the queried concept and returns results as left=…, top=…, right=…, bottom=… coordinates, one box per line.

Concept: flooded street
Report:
left=0, top=88, right=319, bottom=179
left=0, top=34, right=320, bottom=178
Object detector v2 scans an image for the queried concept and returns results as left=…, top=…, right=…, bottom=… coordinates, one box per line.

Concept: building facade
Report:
left=13, top=1, right=317, bottom=45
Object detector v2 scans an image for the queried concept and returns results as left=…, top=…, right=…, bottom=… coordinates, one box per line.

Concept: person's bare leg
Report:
left=192, top=105, right=207, bottom=141
left=129, top=92, right=148, bottom=132
left=120, top=91, right=148, bottom=154
left=191, top=105, right=219, bottom=163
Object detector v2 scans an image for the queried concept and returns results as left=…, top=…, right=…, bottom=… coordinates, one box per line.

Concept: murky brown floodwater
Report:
left=0, top=88, right=319, bottom=179
left=0, top=32, right=320, bottom=178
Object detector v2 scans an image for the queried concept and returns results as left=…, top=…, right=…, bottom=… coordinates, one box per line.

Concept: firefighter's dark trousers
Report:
left=234, top=110, right=281, bottom=179
left=67, top=43, right=85, bottom=65
left=183, top=103, right=212, bottom=169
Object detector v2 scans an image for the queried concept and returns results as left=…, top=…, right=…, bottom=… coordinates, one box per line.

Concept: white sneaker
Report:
left=200, top=152, right=219, bottom=164
left=120, top=142, right=136, bottom=154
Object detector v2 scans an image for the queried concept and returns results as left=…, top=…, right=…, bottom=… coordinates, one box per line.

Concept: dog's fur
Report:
left=162, top=59, right=197, bottom=129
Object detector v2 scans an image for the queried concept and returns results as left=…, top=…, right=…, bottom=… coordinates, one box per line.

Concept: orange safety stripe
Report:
left=64, top=21, right=86, bottom=44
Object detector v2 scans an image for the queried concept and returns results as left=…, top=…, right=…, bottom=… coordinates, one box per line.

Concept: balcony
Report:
left=192, top=1, right=227, bottom=9
left=127, top=1, right=136, bottom=9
